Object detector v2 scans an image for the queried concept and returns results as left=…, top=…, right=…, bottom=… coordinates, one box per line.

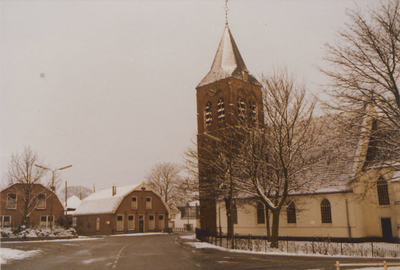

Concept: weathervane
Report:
left=224, top=0, right=229, bottom=26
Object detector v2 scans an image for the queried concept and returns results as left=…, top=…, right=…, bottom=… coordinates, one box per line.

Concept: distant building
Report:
left=73, top=183, right=170, bottom=235
left=0, top=182, right=64, bottom=228
left=171, top=201, right=200, bottom=231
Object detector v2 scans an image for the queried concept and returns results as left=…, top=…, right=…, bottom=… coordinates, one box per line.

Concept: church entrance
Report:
left=381, top=218, right=392, bottom=241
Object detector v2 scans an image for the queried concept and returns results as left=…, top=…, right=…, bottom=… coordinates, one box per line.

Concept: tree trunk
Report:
left=270, top=209, right=280, bottom=248
left=224, top=197, right=234, bottom=240
left=266, top=208, right=271, bottom=241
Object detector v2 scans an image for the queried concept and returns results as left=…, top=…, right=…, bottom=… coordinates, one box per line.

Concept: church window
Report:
left=232, top=204, right=238, bottom=224
left=237, top=97, right=245, bottom=120
left=256, top=202, right=265, bottom=224
left=377, top=178, right=390, bottom=205
left=249, top=100, right=257, bottom=122
left=217, top=98, right=225, bottom=122
left=287, top=201, right=296, bottom=224
left=205, top=101, right=213, bottom=125
left=321, top=199, right=332, bottom=224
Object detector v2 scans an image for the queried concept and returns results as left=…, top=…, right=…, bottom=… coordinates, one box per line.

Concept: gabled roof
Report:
left=73, top=183, right=169, bottom=215
left=197, top=26, right=261, bottom=88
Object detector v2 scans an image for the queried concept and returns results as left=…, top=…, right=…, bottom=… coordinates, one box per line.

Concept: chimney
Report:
left=112, top=185, right=117, bottom=196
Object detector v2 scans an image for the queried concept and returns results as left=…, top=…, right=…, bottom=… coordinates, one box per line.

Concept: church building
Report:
left=196, top=21, right=400, bottom=242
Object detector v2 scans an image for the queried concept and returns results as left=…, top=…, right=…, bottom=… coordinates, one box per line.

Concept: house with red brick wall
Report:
left=72, top=183, right=170, bottom=235
left=0, top=182, right=64, bottom=228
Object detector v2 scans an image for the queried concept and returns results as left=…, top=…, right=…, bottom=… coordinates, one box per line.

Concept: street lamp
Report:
left=35, top=164, right=72, bottom=229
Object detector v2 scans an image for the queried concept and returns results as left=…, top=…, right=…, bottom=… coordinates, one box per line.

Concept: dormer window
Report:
left=249, top=100, right=257, bottom=122
left=217, top=98, right=225, bottom=122
left=238, top=97, right=245, bottom=120
left=205, top=101, right=213, bottom=125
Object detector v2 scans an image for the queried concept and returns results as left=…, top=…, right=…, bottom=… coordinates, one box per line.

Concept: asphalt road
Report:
left=2, top=232, right=399, bottom=270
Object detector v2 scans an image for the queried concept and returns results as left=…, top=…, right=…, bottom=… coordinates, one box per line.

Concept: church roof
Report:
left=197, top=26, right=261, bottom=88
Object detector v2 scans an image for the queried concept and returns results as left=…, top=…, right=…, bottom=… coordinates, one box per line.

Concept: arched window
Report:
left=321, top=199, right=332, bottom=223
left=237, top=97, right=245, bottom=120
left=217, top=97, right=225, bottom=122
left=232, top=204, right=238, bottom=224
left=256, top=202, right=265, bottom=224
left=249, top=100, right=257, bottom=122
left=287, top=201, right=296, bottom=224
left=205, top=101, right=213, bottom=125
left=377, top=178, right=390, bottom=205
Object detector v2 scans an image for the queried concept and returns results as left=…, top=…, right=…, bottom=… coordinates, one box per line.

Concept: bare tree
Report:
left=145, top=162, right=193, bottom=209
left=321, top=0, right=400, bottom=168
left=4, top=146, right=52, bottom=225
left=238, top=69, right=321, bottom=248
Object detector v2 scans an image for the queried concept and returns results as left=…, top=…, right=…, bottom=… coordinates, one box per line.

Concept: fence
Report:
left=197, top=232, right=400, bottom=258
left=335, top=261, right=400, bottom=270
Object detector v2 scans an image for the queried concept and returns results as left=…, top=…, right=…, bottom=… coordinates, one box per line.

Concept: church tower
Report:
left=196, top=24, right=263, bottom=232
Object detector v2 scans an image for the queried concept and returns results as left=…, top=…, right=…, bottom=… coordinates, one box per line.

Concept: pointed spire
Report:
left=197, top=26, right=260, bottom=87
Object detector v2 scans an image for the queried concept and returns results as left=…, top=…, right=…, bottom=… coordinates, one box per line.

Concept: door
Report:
left=139, top=215, right=144, bottom=233
left=381, top=218, right=392, bottom=241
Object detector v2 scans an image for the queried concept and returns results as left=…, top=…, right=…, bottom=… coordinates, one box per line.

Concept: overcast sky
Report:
left=1, top=0, right=381, bottom=192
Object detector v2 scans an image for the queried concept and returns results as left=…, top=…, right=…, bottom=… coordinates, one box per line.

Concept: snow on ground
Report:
left=2, top=236, right=103, bottom=244
left=179, top=235, right=196, bottom=240
left=0, top=248, right=42, bottom=265
left=110, top=232, right=167, bottom=237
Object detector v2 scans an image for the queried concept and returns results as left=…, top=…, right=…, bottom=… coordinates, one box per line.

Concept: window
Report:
left=249, top=100, right=257, bottom=122
left=287, top=201, right=296, bottom=224
left=217, top=98, right=225, bottom=122
left=159, top=215, right=165, bottom=230
left=6, top=194, right=17, bottom=209
left=128, top=215, right=135, bottom=230
left=72, top=217, right=77, bottom=227
left=377, top=178, right=390, bottom=205
left=256, top=202, right=265, bottom=224
left=37, top=193, right=46, bottom=209
left=96, top=217, right=100, bottom=231
left=146, top=197, right=152, bottom=210
left=237, top=97, right=245, bottom=120
left=321, top=199, right=332, bottom=224
left=205, top=101, right=213, bottom=125
left=232, top=204, right=238, bottom=224
left=149, top=215, right=155, bottom=230
left=40, top=216, right=54, bottom=228
left=117, top=215, right=124, bottom=231
left=131, top=196, right=138, bottom=210
left=1, top=216, right=11, bottom=227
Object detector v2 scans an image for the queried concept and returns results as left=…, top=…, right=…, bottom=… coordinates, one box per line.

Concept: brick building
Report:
left=0, top=182, right=64, bottom=228
left=72, top=183, right=169, bottom=235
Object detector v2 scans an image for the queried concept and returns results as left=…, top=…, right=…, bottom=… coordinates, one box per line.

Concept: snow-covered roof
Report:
left=197, top=26, right=260, bottom=88
left=66, top=195, right=81, bottom=209
left=73, top=183, right=164, bottom=215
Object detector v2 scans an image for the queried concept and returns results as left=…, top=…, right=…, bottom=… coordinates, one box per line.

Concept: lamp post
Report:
left=35, top=164, right=72, bottom=229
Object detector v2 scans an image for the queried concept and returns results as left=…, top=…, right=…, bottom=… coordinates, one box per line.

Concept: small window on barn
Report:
left=232, top=204, right=238, bottom=224
left=72, top=217, right=77, bottom=227
left=287, top=201, right=297, bottom=224
left=128, top=215, right=135, bottom=230
left=256, top=202, right=265, bottom=224
left=217, top=98, right=225, bottom=122
left=321, top=199, right=332, bottom=224
left=159, top=215, right=165, bottom=230
left=377, top=178, right=390, bottom=205
left=149, top=215, right=155, bottom=230
left=146, top=197, right=152, bottom=210
left=40, top=216, right=54, bottom=228
left=96, top=217, right=100, bottom=232
left=0, top=216, right=11, bottom=227
left=205, top=101, right=213, bottom=125
left=37, top=193, right=46, bottom=209
left=6, top=194, right=17, bottom=209
left=117, top=215, right=124, bottom=231
left=131, top=196, right=138, bottom=210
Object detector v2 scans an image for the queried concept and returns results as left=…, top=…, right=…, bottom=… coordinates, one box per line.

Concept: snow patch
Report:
left=0, top=248, right=42, bottom=265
